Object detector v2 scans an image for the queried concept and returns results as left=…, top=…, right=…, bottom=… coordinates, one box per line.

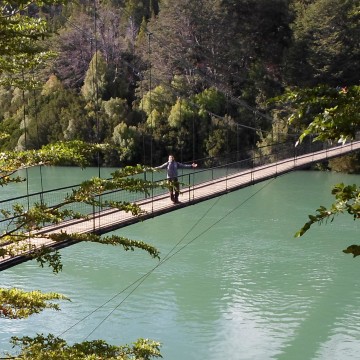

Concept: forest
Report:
left=0, top=0, right=358, bottom=168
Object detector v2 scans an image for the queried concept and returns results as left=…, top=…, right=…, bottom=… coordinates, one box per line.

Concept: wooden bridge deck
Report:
left=1, top=141, right=360, bottom=270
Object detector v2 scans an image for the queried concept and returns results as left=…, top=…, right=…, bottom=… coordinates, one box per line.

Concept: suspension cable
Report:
left=93, top=0, right=101, bottom=179
left=92, top=0, right=102, bottom=232
left=147, top=31, right=155, bottom=213
left=32, top=87, right=45, bottom=204
left=59, top=193, right=223, bottom=339
left=84, top=177, right=276, bottom=339
left=21, top=72, right=32, bottom=254
left=57, top=177, right=276, bottom=339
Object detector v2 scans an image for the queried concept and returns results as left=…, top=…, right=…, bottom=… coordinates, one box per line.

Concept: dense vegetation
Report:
left=1, top=0, right=358, bottom=167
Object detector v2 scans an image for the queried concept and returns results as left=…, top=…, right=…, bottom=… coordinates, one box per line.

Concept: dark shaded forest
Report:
left=0, top=0, right=358, bottom=166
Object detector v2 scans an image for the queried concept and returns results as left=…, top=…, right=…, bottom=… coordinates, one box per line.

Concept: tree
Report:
left=141, top=0, right=290, bottom=95
left=132, top=0, right=290, bottom=161
left=112, top=122, right=140, bottom=161
left=168, top=98, right=195, bottom=129
left=49, top=9, right=95, bottom=89
left=51, top=2, right=136, bottom=93
left=0, top=0, right=65, bottom=88
left=0, top=1, right=65, bottom=140
left=125, top=0, right=160, bottom=27
left=284, top=85, right=359, bottom=144
left=205, top=127, right=228, bottom=158
left=82, top=51, right=108, bottom=101
left=276, top=85, right=360, bottom=257
left=0, top=142, right=165, bottom=358
left=286, top=0, right=360, bottom=87
left=0, top=2, right=163, bottom=357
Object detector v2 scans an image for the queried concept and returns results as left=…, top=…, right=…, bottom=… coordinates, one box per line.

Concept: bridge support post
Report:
left=92, top=203, right=96, bottom=232
left=188, top=174, right=191, bottom=203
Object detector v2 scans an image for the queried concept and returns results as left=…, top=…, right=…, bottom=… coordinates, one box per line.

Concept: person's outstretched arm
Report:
left=177, top=162, right=197, bottom=169
left=154, top=162, right=168, bottom=170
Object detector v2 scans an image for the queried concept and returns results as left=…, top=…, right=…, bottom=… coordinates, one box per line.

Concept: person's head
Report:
left=168, top=155, right=175, bottom=162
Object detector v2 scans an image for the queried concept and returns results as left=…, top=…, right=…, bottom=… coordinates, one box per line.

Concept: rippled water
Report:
left=1, top=170, right=360, bottom=359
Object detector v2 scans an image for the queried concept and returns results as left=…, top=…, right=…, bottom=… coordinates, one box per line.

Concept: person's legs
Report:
left=173, top=178, right=180, bottom=203
left=168, top=178, right=179, bottom=203
left=168, top=179, right=175, bottom=202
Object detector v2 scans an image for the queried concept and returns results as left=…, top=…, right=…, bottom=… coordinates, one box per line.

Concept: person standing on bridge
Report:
left=155, top=155, right=197, bottom=203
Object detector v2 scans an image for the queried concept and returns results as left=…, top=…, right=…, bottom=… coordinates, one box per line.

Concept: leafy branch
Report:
left=276, top=85, right=360, bottom=145
left=0, top=288, right=69, bottom=319
left=8, top=334, right=162, bottom=360
left=295, top=183, right=360, bottom=256
left=274, top=85, right=360, bottom=256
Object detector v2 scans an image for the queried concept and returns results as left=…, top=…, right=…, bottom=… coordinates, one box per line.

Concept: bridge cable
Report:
left=83, top=195, right=224, bottom=340
left=57, top=177, right=276, bottom=339
left=83, top=177, right=277, bottom=340
left=21, top=72, right=32, bottom=254
left=147, top=31, right=155, bottom=212
left=57, top=192, right=222, bottom=339
left=92, top=0, right=102, bottom=232
left=32, top=87, right=45, bottom=203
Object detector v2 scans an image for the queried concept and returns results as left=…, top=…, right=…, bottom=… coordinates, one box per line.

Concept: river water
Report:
left=1, top=169, right=360, bottom=359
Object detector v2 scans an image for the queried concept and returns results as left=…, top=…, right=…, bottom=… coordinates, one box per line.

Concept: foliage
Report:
left=194, top=87, right=225, bottom=119
left=277, top=84, right=360, bottom=255
left=125, top=0, right=160, bottom=27
left=0, top=0, right=358, bottom=163
left=286, top=0, right=360, bottom=87
left=278, top=85, right=360, bottom=145
left=0, top=0, right=358, bottom=355
left=0, top=142, right=164, bottom=357
left=0, top=0, right=66, bottom=88
left=168, top=98, right=195, bottom=129
left=0, top=288, right=69, bottom=319
left=3, top=0, right=352, bottom=163
left=0, top=157, right=163, bottom=270
left=103, top=97, right=129, bottom=128
left=141, top=0, right=290, bottom=100
left=0, top=141, right=103, bottom=186
left=205, top=128, right=228, bottom=158
left=25, top=87, right=89, bottom=148
left=295, top=183, right=360, bottom=256
left=0, top=1, right=163, bottom=358
left=7, top=334, right=162, bottom=359
left=139, top=85, right=174, bottom=126
left=112, top=123, right=140, bottom=161
left=50, top=10, right=95, bottom=89
left=82, top=51, right=108, bottom=103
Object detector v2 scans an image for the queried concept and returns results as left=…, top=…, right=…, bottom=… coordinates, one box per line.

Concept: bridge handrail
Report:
left=0, top=139, right=358, bottom=234
left=0, top=138, right=312, bottom=205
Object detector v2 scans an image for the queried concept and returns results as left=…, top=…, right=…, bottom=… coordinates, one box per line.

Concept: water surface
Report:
left=1, top=170, right=360, bottom=359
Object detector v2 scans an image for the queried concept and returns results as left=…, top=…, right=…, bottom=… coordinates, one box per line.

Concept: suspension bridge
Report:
left=1, top=140, right=360, bottom=271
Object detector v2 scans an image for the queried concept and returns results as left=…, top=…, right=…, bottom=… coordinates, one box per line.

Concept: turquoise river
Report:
left=1, top=168, right=360, bottom=359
